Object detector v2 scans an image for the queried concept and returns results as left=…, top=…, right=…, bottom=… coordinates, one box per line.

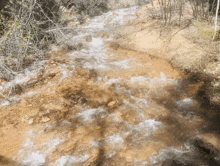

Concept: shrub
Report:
left=0, top=0, right=61, bottom=80
left=188, top=0, right=213, bottom=22
left=60, top=0, right=109, bottom=17
left=146, top=0, right=187, bottom=26
left=146, top=0, right=217, bottom=26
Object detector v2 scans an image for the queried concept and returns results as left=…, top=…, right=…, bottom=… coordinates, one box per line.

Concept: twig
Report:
left=0, top=63, right=17, bottom=75
left=164, top=19, right=192, bottom=47
left=0, top=92, right=6, bottom=99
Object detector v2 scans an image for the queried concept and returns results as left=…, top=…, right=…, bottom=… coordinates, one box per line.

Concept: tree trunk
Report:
left=213, top=0, right=219, bottom=40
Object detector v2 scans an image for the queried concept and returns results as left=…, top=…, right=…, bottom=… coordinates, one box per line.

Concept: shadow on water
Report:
left=95, top=115, right=106, bottom=166
left=152, top=76, right=220, bottom=135
left=149, top=76, right=220, bottom=166
left=196, top=90, right=220, bottom=135
left=149, top=80, right=199, bottom=146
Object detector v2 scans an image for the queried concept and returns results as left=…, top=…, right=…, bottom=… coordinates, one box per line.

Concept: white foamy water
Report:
left=135, top=119, right=163, bottom=136
left=77, top=108, right=105, bottom=123
left=22, top=151, right=45, bottom=166
left=24, top=138, right=34, bottom=148
left=25, top=91, right=38, bottom=97
left=130, top=76, right=150, bottom=85
left=111, top=59, right=134, bottom=69
left=54, top=154, right=90, bottom=166
left=83, top=6, right=139, bottom=32
left=69, top=38, right=109, bottom=70
left=130, top=73, right=178, bottom=87
left=150, top=145, right=193, bottom=166
left=107, top=134, right=124, bottom=147
left=18, top=128, right=64, bottom=165
left=43, top=139, right=64, bottom=154
left=67, top=6, right=139, bottom=71
left=176, top=97, right=195, bottom=111
left=0, top=97, right=21, bottom=108
left=0, top=100, right=10, bottom=107
left=1, top=4, right=208, bottom=166
left=0, top=61, right=47, bottom=92
left=149, top=72, right=178, bottom=87
left=104, top=78, right=123, bottom=88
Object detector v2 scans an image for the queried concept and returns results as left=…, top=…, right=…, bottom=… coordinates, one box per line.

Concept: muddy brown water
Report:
left=0, top=6, right=219, bottom=166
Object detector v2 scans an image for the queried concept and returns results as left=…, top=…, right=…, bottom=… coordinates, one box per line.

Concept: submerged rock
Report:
left=194, top=133, right=220, bottom=161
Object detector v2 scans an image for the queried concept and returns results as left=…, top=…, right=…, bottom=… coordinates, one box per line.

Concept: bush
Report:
left=0, top=0, right=61, bottom=80
left=60, top=0, right=109, bottom=17
left=188, top=0, right=213, bottom=22
left=146, top=0, right=187, bottom=26
left=146, top=0, right=216, bottom=26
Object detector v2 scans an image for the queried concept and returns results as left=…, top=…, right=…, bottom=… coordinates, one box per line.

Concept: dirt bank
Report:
left=112, top=3, right=220, bottom=106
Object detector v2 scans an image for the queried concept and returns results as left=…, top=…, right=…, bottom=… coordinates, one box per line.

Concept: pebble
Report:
left=29, top=118, right=34, bottom=124
left=42, top=116, right=50, bottom=123
left=108, top=101, right=116, bottom=108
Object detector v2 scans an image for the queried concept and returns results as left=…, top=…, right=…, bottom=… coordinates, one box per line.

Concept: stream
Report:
left=0, top=6, right=219, bottom=166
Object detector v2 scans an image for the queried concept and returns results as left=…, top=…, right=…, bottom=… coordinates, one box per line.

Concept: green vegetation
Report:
left=198, top=29, right=215, bottom=39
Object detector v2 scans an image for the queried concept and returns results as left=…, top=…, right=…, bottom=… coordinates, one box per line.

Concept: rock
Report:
left=76, top=68, right=90, bottom=76
left=194, top=133, right=220, bottom=159
left=108, top=42, right=120, bottom=50
left=108, top=101, right=116, bottom=108
left=67, top=21, right=80, bottom=28
left=14, top=84, right=23, bottom=95
left=76, top=43, right=84, bottom=51
left=85, top=35, right=92, bottom=42
left=39, top=112, right=44, bottom=117
left=20, top=99, right=28, bottom=106
left=161, top=159, right=184, bottom=166
left=42, top=116, right=50, bottom=123
left=200, top=133, right=219, bottom=150
left=28, top=118, right=34, bottom=124
left=47, top=68, right=60, bottom=78
left=49, top=60, right=55, bottom=64
left=41, top=103, right=62, bottom=112
left=21, top=115, right=29, bottom=123
left=85, top=18, right=91, bottom=25
left=101, top=32, right=109, bottom=39
left=0, top=80, right=7, bottom=86
left=176, top=98, right=195, bottom=111
left=48, top=72, right=56, bottom=78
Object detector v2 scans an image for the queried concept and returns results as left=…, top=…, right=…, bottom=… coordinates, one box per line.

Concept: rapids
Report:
left=0, top=5, right=219, bottom=166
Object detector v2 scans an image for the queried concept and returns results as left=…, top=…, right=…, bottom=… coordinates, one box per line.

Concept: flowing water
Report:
left=0, top=6, right=219, bottom=166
